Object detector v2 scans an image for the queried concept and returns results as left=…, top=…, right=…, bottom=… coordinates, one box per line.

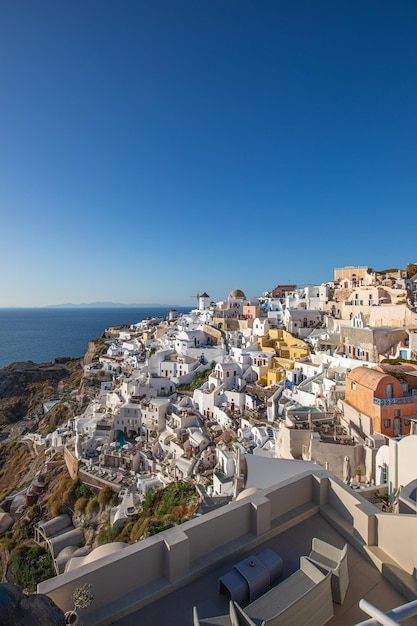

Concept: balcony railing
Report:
left=373, top=390, right=417, bottom=407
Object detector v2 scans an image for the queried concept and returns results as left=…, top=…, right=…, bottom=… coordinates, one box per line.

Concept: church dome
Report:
left=229, top=289, right=246, bottom=300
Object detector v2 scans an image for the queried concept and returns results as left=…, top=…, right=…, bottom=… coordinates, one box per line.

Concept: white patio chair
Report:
left=308, top=537, right=349, bottom=604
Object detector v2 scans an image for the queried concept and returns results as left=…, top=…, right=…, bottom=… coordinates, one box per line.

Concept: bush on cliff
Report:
left=177, top=364, right=215, bottom=391
left=46, top=476, right=86, bottom=518
left=10, top=544, right=54, bottom=592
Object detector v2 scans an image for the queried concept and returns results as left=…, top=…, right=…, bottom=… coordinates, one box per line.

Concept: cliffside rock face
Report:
left=0, top=583, right=65, bottom=625
left=0, top=362, right=71, bottom=426
left=0, top=360, right=67, bottom=380
left=83, top=338, right=108, bottom=365
left=0, top=335, right=108, bottom=428
left=0, top=360, right=85, bottom=430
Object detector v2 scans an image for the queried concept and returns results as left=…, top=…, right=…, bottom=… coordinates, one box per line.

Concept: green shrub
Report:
left=75, top=482, right=91, bottom=500
left=114, top=519, right=135, bottom=543
left=97, top=524, right=119, bottom=546
left=129, top=481, right=198, bottom=541
left=177, top=366, right=214, bottom=391
left=10, top=544, right=54, bottom=592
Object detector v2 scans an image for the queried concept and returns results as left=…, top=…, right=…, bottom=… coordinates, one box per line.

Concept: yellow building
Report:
left=267, top=358, right=294, bottom=386
left=258, top=330, right=310, bottom=386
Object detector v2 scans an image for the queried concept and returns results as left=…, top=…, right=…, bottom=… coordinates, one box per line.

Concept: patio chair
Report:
left=308, top=538, right=349, bottom=604
left=237, top=556, right=333, bottom=625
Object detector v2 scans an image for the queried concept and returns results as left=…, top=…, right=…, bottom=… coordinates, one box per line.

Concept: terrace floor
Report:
left=111, top=513, right=417, bottom=626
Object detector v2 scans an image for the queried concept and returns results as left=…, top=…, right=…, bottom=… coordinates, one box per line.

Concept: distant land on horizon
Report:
left=0, top=302, right=190, bottom=309
left=44, top=302, right=189, bottom=309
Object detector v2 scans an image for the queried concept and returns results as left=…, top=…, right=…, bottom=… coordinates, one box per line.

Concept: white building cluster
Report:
left=52, top=271, right=417, bottom=537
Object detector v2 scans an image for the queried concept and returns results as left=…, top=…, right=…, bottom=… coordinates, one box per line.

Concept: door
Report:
left=394, top=417, right=401, bottom=437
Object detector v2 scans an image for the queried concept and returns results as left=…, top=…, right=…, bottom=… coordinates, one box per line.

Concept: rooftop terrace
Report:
left=116, top=514, right=416, bottom=626
left=38, top=469, right=417, bottom=626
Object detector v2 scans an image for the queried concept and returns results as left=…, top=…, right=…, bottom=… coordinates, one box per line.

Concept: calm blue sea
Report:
left=0, top=307, right=191, bottom=369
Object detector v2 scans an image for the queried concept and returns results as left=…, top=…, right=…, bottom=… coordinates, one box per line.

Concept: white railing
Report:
left=355, top=598, right=417, bottom=625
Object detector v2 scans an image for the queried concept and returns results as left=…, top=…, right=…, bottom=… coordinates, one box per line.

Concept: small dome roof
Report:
left=229, top=289, right=246, bottom=300
left=236, top=487, right=260, bottom=501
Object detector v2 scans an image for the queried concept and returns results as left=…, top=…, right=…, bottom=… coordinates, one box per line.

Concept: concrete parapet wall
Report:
left=265, top=473, right=315, bottom=519
left=376, top=513, right=417, bottom=577
left=249, top=494, right=271, bottom=536
left=38, top=474, right=317, bottom=618
left=38, top=471, right=389, bottom=624
left=164, top=527, right=190, bottom=581
left=186, top=499, right=252, bottom=562
left=326, top=476, right=377, bottom=545
left=39, top=536, right=165, bottom=614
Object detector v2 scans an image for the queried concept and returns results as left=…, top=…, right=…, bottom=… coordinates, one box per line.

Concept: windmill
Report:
left=190, top=291, right=200, bottom=307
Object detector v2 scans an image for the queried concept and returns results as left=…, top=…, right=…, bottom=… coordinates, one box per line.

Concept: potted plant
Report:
left=355, top=467, right=362, bottom=483
left=65, top=583, right=94, bottom=625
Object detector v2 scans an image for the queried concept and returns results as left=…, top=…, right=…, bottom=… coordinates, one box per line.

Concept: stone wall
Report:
left=63, top=447, right=79, bottom=480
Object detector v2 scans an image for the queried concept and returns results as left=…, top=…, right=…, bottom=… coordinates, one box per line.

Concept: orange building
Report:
left=345, top=367, right=416, bottom=438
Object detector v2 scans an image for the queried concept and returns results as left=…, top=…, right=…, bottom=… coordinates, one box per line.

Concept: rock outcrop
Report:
left=83, top=338, right=108, bottom=365
left=0, top=582, right=66, bottom=625
left=0, top=362, right=71, bottom=426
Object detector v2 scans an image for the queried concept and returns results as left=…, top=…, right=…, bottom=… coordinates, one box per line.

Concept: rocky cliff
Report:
left=0, top=334, right=109, bottom=434
left=0, top=360, right=83, bottom=430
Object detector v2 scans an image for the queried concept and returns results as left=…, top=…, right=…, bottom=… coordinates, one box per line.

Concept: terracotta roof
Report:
left=375, top=363, right=417, bottom=375
left=348, top=366, right=391, bottom=390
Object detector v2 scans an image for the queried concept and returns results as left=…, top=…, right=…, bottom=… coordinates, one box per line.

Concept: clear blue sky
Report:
left=1, top=1, right=416, bottom=307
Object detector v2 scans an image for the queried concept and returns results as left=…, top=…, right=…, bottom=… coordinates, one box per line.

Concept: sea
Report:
left=0, top=307, right=191, bottom=370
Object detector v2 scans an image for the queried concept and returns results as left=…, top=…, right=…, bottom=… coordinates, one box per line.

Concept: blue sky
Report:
left=1, top=1, right=416, bottom=307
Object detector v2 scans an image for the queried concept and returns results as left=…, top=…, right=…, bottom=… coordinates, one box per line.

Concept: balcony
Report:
left=373, top=390, right=417, bottom=406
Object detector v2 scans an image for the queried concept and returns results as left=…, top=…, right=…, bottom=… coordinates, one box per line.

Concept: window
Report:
left=404, top=419, right=410, bottom=426
left=351, top=382, right=356, bottom=390
left=384, top=419, right=391, bottom=428
left=394, top=409, right=401, bottom=418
